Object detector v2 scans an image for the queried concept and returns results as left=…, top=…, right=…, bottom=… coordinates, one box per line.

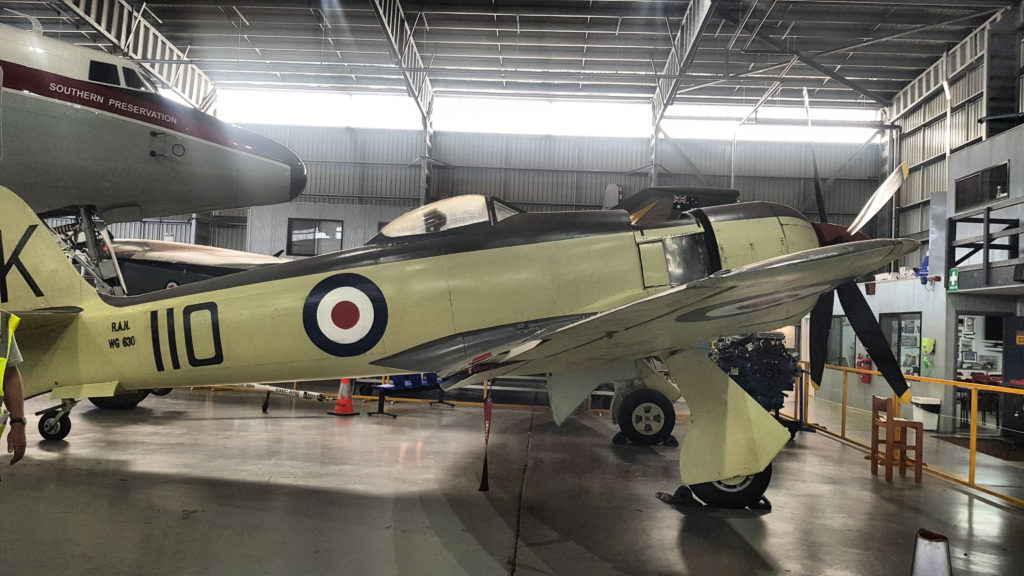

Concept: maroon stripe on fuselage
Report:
left=0, top=59, right=289, bottom=164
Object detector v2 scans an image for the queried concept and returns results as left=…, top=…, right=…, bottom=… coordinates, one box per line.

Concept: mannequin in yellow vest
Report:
left=1, top=313, right=27, bottom=465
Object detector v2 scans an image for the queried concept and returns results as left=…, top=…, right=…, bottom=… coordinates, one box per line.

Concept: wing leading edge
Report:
left=447, top=237, right=919, bottom=392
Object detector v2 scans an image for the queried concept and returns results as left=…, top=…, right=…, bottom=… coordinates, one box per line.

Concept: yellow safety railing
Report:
left=787, top=361, right=1024, bottom=508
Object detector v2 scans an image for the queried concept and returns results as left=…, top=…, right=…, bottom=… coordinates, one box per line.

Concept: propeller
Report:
left=803, top=88, right=828, bottom=225
left=802, top=89, right=912, bottom=400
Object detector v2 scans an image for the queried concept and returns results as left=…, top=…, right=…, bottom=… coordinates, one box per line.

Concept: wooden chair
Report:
left=969, top=373, right=1001, bottom=426
left=870, top=395, right=924, bottom=483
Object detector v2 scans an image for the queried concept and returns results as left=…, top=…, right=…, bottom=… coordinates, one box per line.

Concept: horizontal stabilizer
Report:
left=10, top=307, right=82, bottom=330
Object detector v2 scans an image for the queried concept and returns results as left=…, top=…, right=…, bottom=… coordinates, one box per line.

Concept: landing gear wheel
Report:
left=151, top=388, right=172, bottom=397
left=88, top=390, right=150, bottom=410
left=38, top=410, right=71, bottom=441
left=618, top=389, right=676, bottom=445
left=690, top=464, right=773, bottom=509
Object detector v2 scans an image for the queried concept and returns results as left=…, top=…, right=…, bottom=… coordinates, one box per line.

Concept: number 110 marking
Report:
left=150, top=302, right=224, bottom=372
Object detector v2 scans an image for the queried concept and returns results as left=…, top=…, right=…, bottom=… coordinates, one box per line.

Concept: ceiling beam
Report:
left=717, top=7, right=890, bottom=105
left=652, top=0, right=716, bottom=128
left=368, top=0, right=435, bottom=123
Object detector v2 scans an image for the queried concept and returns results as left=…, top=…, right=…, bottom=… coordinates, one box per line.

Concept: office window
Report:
left=287, top=218, right=343, bottom=256
left=955, top=163, right=1009, bottom=212
left=880, top=313, right=921, bottom=376
left=89, top=60, right=120, bottom=85
left=826, top=317, right=859, bottom=368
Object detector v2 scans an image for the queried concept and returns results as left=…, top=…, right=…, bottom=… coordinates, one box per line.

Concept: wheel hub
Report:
left=43, top=418, right=61, bottom=435
left=712, top=474, right=755, bottom=493
left=631, top=402, right=665, bottom=435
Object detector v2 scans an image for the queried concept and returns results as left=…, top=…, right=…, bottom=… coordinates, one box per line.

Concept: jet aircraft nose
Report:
left=289, top=155, right=308, bottom=198
left=224, top=123, right=308, bottom=201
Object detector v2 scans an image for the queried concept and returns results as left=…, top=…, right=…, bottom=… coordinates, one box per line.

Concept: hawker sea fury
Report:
left=1, top=160, right=915, bottom=507
left=0, top=20, right=306, bottom=221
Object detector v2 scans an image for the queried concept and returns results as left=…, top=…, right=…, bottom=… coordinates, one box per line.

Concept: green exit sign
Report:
left=948, top=268, right=959, bottom=292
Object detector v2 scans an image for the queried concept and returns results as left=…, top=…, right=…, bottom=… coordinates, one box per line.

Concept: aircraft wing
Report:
left=446, top=238, right=918, bottom=388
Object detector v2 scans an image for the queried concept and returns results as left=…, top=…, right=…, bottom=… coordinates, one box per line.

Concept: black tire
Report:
left=38, top=410, right=71, bottom=441
left=618, top=388, right=676, bottom=445
left=88, top=390, right=150, bottom=410
left=690, top=464, right=773, bottom=509
left=150, top=388, right=173, bottom=397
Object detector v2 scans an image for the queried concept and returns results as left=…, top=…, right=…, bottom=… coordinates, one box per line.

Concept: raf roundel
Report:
left=303, top=274, right=388, bottom=357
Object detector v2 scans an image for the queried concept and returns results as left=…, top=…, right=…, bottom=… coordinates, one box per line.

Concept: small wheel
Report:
left=89, top=390, right=150, bottom=410
left=151, top=388, right=173, bottom=397
left=38, top=410, right=71, bottom=441
left=690, top=464, right=773, bottom=509
left=618, top=388, right=676, bottom=445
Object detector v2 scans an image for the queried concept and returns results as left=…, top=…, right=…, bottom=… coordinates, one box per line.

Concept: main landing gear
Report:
left=88, top=390, right=150, bottom=410
left=614, top=383, right=774, bottom=509
left=688, top=464, right=774, bottom=509
left=657, top=465, right=774, bottom=511
left=613, top=388, right=678, bottom=446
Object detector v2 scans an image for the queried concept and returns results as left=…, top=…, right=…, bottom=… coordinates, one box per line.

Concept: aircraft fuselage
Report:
left=13, top=198, right=820, bottom=398
left=0, top=23, right=306, bottom=221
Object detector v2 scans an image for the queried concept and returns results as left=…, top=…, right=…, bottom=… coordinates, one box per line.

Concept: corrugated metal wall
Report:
left=887, top=22, right=990, bottom=267
left=108, top=219, right=192, bottom=243
left=243, top=123, right=883, bottom=255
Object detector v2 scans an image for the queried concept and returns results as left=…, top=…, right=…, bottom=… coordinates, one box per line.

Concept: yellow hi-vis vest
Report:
left=0, top=311, right=20, bottom=397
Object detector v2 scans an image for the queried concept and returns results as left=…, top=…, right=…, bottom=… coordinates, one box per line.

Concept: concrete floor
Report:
left=803, top=395, right=1024, bottom=502
left=1, top=389, right=1023, bottom=576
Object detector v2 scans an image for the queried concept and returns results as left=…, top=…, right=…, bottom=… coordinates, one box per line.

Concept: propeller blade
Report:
left=835, top=281, right=910, bottom=400
left=809, top=290, right=835, bottom=387
left=847, top=162, right=909, bottom=236
left=803, top=88, right=828, bottom=224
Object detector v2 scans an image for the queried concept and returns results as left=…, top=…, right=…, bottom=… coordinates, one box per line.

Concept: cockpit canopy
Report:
left=371, top=195, right=523, bottom=244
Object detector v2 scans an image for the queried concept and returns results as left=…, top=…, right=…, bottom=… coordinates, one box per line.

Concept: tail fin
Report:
left=0, top=185, right=95, bottom=312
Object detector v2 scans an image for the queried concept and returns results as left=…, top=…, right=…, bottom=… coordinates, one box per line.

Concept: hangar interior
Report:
left=2, top=1, right=1024, bottom=575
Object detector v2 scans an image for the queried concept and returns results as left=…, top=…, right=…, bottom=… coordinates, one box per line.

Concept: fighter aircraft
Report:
left=0, top=146, right=916, bottom=507
left=0, top=19, right=306, bottom=221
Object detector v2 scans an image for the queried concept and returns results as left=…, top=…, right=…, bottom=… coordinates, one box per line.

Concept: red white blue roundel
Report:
left=303, top=274, right=388, bottom=356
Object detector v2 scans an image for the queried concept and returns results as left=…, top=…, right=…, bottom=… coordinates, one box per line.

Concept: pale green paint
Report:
left=664, top=349, right=790, bottom=485
left=50, top=381, right=120, bottom=399
left=639, top=241, right=670, bottom=288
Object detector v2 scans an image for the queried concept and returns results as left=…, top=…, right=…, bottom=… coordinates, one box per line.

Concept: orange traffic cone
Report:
left=329, top=378, right=360, bottom=417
